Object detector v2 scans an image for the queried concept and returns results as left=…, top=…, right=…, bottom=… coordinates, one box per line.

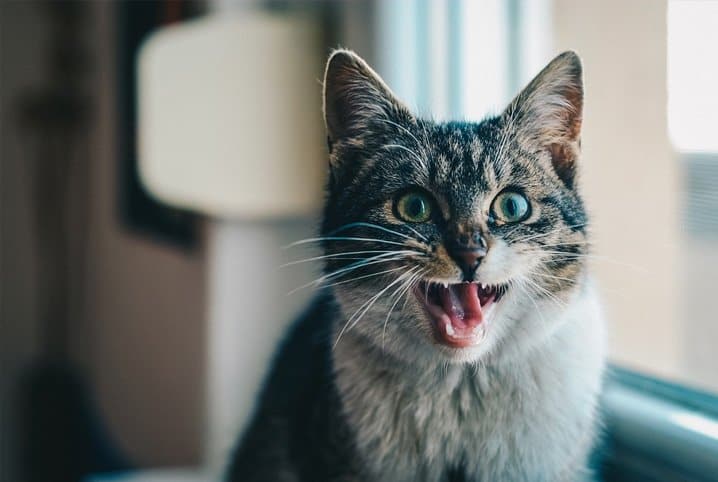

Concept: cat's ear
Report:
left=323, top=49, right=413, bottom=149
left=504, top=51, right=583, bottom=188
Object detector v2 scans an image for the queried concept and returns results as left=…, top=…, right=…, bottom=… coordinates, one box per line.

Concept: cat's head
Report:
left=320, top=50, right=588, bottom=365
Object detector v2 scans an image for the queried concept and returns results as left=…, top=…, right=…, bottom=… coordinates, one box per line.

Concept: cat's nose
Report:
left=447, top=232, right=487, bottom=281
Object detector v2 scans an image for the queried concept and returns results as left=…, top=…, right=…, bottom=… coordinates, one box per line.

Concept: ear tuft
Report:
left=323, top=49, right=412, bottom=145
left=505, top=50, right=584, bottom=188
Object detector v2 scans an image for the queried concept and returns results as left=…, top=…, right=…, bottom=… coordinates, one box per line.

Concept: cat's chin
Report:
left=414, top=280, right=507, bottom=350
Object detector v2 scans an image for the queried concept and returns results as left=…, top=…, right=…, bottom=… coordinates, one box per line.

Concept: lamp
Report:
left=137, top=10, right=325, bottom=472
left=138, top=11, right=325, bottom=219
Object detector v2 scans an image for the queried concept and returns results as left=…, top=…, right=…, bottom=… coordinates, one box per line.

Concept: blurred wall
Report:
left=553, top=0, right=682, bottom=379
left=0, top=4, right=50, bottom=479
left=79, top=3, right=208, bottom=467
left=1, top=1, right=209, bottom=472
left=683, top=238, right=718, bottom=390
left=0, top=0, right=48, bottom=395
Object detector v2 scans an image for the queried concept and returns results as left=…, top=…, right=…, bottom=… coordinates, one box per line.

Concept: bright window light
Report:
left=668, top=0, right=718, bottom=153
left=461, top=0, right=508, bottom=120
left=670, top=412, right=718, bottom=442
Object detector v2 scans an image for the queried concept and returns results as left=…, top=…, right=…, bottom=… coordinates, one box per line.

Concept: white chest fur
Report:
left=332, top=286, right=605, bottom=482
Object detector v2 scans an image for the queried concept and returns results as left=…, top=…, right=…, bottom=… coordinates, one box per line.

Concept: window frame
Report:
left=599, top=365, right=718, bottom=481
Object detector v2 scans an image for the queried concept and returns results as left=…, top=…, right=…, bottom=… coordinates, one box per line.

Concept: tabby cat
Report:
left=228, top=49, right=606, bottom=482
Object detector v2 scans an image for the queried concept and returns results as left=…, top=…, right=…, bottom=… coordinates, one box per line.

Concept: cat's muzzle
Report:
left=414, top=281, right=507, bottom=348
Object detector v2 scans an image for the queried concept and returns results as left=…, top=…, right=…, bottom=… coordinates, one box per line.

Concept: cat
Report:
left=227, top=49, right=606, bottom=482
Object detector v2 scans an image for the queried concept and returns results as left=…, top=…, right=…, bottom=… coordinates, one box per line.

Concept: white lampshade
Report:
left=138, top=11, right=325, bottom=219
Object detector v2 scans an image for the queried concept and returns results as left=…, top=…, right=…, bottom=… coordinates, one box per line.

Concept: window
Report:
left=666, top=0, right=718, bottom=393
left=668, top=0, right=718, bottom=153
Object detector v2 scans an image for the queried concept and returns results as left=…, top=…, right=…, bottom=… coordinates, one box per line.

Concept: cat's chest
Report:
left=341, top=369, right=513, bottom=480
left=334, top=350, right=597, bottom=482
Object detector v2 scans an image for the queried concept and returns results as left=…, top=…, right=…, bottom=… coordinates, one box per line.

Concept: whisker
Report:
left=539, top=250, right=649, bottom=270
left=401, top=224, right=430, bottom=243
left=381, top=144, right=427, bottom=170
left=503, top=224, right=526, bottom=239
left=511, top=224, right=589, bottom=244
left=539, top=251, right=589, bottom=256
left=321, top=266, right=407, bottom=289
left=525, top=267, right=628, bottom=300
left=538, top=240, right=591, bottom=248
left=334, top=267, right=420, bottom=349
left=518, top=275, right=567, bottom=309
left=382, top=268, right=426, bottom=350
left=401, top=273, right=425, bottom=312
left=280, top=249, right=419, bottom=268
left=381, top=274, right=416, bottom=350
left=530, top=271, right=577, bottom=284
left=328, top=221, right=428, bottom=242
left=537, top=251, right=603, bottom=260
left=287, top=253, right=414, bottom=294
left=344, top=267, right=420, bottom=333
left=374, top=118, right=424, bottom=151
left=287, top=266, right=407, bottom=296
left=516, top=278, right=548, bottom=325
left=284, top=236, right=408, bottom=249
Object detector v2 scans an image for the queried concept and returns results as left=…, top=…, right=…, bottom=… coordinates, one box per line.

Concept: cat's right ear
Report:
left=502, top=51, right=584, bottom=188
left=323, top=50, right=413, bottom=153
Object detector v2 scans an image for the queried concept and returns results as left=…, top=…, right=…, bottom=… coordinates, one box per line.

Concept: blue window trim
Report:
left=607, top=366, right=718, bottom=419
left=599, top=365, right=718, bottom=481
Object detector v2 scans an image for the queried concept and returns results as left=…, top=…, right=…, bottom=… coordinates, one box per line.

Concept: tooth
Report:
left=442, top=282, right=448, bottom=289
left=471, top=325, right=481, bottom=337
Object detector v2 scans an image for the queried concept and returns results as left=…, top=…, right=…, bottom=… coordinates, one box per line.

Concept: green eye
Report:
left=396, top=191, right=433, bottom=223
left=493, top=191, right=530, bottom=223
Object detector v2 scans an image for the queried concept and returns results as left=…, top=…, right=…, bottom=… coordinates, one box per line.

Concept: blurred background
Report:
left=1, top=1, right=717, bottom=481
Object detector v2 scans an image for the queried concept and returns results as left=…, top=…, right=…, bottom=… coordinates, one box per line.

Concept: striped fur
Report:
left=228, top=50, right=606, bottom=482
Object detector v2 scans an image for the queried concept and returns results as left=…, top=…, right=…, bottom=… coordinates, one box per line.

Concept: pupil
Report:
left=506, top=198, right=517, bottom=217
left=410, top=198, right=424, bottom=217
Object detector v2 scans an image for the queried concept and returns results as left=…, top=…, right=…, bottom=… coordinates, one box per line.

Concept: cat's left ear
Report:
left=504, top=51, right=583, bottom=188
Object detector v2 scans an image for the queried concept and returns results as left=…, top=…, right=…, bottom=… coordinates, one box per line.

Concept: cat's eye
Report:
left=395, top=191, right=433, bottom=223
left=492, top=191, right=530, bottom=223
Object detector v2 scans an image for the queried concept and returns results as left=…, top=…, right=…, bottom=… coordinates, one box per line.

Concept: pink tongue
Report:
left=439, top=283, right=484, bottom=329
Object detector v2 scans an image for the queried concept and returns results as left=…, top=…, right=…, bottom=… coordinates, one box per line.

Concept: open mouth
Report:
left=415, top=281, right=508, bottom=348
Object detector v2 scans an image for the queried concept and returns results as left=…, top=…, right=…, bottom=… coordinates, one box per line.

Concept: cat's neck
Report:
left=330, top=282, right=606, bottom=482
